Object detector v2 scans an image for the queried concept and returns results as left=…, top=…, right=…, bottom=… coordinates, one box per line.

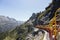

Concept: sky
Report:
left=0, top=0, right=52, bottom=21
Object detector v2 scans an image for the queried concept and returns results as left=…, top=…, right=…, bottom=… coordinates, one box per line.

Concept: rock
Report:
left=26, top=29, right=50, bottom=40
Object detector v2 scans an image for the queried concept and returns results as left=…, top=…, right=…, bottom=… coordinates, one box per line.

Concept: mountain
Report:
left=0, top=15, right=23, bottom=33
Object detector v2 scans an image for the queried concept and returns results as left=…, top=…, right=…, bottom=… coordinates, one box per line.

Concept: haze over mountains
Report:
left=0, top=15, right=23, bottom=32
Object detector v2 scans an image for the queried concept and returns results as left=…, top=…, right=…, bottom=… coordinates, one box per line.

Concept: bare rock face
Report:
left=26, top=28, right=50, bottom=40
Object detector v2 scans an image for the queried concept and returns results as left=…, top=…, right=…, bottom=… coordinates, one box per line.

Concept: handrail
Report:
left=36, top=8, right=60, bottom=40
